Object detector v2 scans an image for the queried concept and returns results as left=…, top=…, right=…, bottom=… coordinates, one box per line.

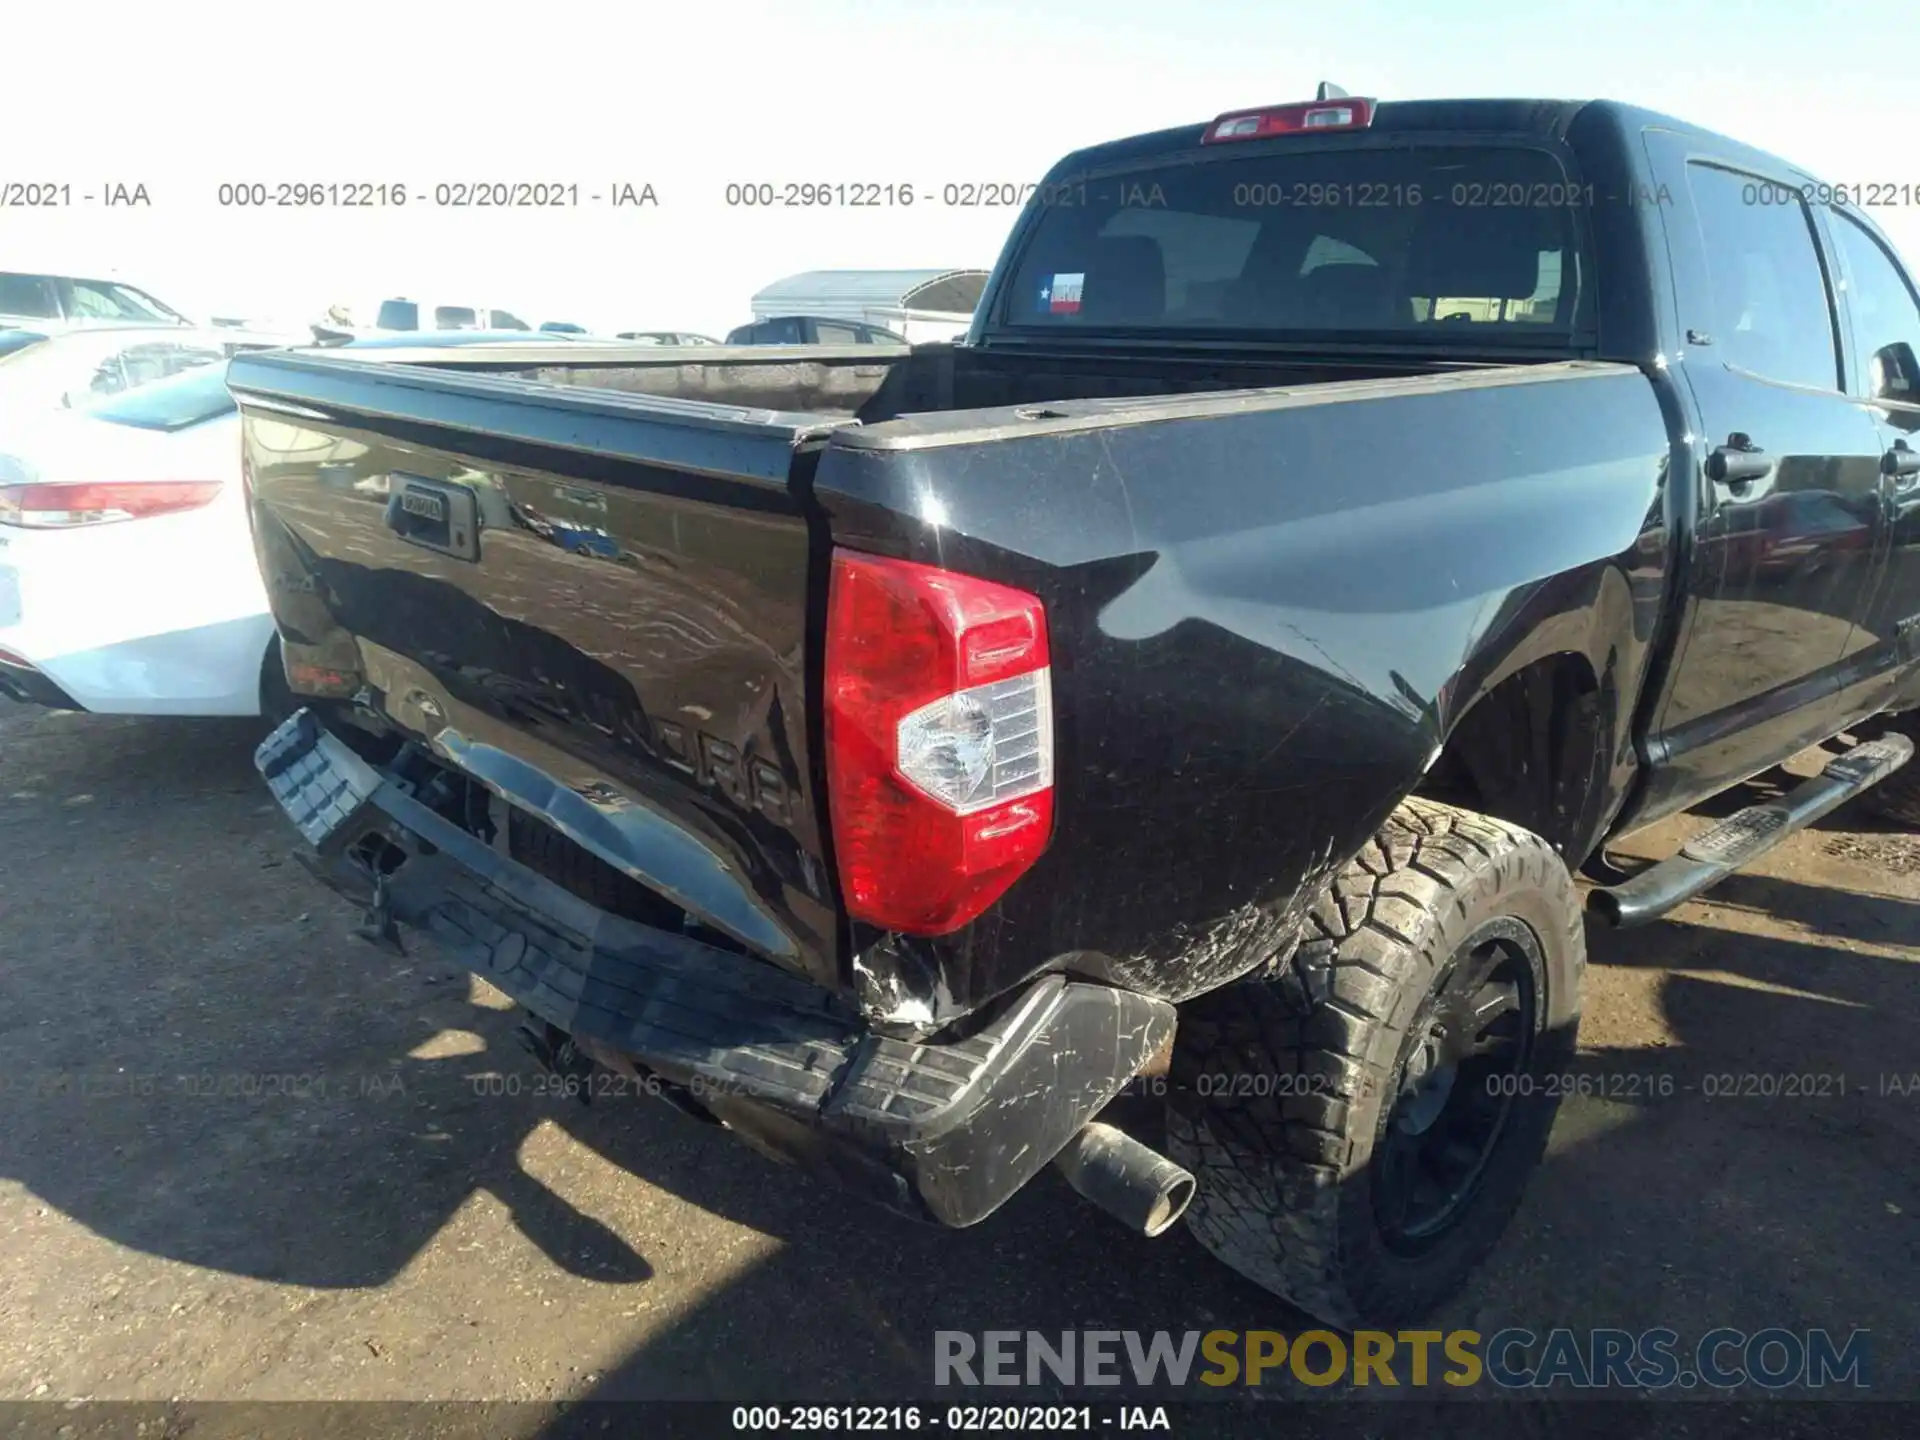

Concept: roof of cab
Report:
left=1046, top=97, right=1822, bottom=179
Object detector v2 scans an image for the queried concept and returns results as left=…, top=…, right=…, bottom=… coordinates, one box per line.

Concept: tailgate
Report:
left=228, top=350, right=850, bottom=988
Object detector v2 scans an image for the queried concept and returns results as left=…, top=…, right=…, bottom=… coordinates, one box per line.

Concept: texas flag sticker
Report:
left=1042, top=272, right=1084, bottom=315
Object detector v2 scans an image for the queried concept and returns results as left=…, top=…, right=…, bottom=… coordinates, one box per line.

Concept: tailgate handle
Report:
left=386, top=475, right=481, bottom=562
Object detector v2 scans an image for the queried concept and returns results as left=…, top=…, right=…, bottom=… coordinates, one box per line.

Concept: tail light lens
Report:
left=0, top=481, right=223, bottom=528
left=825, top=549, right=1054, bottom=935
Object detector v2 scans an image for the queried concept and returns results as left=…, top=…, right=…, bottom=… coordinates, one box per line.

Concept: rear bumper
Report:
left=256, top=709, right=1175, bottom=1228
left=0, top=614, right=275, bottom=716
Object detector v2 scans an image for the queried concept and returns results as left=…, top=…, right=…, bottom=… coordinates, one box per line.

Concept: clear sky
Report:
left=6, top=0, right=1914, bottom=336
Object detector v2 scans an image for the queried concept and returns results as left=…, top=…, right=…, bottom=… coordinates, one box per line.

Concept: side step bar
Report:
left=1590, top=734, right=1914, bottom=928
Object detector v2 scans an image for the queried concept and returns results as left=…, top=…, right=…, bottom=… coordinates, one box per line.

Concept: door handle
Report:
left=1883, top=441, right=1920, bottom=481
left=1706, top=436, right=1773, bottom=489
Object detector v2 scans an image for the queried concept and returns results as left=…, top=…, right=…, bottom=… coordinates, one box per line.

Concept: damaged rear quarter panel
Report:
left=815, top=361, right=1672, bottom=1013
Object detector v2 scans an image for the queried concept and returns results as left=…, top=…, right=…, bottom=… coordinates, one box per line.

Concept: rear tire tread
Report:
left=1166, top=796, right=1584, bottom=1329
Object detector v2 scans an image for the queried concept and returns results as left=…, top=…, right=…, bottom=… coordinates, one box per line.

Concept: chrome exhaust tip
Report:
left=1052, top=1121, right=1197, bottom=1238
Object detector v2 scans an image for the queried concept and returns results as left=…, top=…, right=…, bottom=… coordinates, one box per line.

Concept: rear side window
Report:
left=815, top=322, right=859, bottom=344
left=760, top=318, right=805, bottom=343
left=377, top=299, right=420, bottom=330
left=1685, top=163, right=1840, bottom=391
left=1002, top=143, right=1586, bottom=342
left=435, top=305, right=478, bottom=329
left=0, top=274, right=61, bottom=318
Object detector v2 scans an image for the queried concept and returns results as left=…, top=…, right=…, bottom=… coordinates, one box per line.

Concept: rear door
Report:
left=229, top=351, right=850, bottom=987
left=1637, top=133, right=1887, bottom=812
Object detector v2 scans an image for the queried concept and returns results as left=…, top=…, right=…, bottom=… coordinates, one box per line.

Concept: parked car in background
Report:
left=310, top=329, right=584, bottom=353
left=0, top=272, right=193, bottom=332
left=748, top=269, right=987, bottom=343
left=0, top=326, right=295, bottom=428
left=0, top=331, right=557, bottom=719
left=614, top=331, right=721, bottom=346
left=0, top=365, right=283, bottom=715
left=724, top=315, right=905, bottom=345
left=538, top=321, right=589, bottom=334
left=237, top=89, right=1920, bottom=1332
left=327, top=299, right=535, bottom=333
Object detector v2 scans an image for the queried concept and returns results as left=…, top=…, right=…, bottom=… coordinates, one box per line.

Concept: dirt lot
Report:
left=0, top=697, right=1915, bottom=1417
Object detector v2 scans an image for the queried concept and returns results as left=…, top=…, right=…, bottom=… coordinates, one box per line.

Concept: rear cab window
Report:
left=997, top=139, right=1592, bottom=348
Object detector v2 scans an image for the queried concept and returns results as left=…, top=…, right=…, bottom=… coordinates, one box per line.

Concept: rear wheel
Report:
left=1165, top=798, right=1584, bottom=1328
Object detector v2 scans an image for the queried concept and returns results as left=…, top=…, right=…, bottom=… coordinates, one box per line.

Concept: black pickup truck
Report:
left=233, top=90, right=1920, bottom=1328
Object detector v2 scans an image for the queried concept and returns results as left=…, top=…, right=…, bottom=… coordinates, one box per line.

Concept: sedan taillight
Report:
left=0, top=481, right=223, bottom=528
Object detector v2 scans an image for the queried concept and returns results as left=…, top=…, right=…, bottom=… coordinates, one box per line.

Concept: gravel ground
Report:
left=0, top=699, right=1914, bottom=1426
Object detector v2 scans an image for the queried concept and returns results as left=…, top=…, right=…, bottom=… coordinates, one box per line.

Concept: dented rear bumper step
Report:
left=256, top=709, right=1174, bottom=1228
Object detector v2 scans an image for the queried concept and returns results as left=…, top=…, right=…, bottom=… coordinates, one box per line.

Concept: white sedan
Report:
left=0, top=323, right=291, bottom=424
left=0, top=364, right=286, bottom=716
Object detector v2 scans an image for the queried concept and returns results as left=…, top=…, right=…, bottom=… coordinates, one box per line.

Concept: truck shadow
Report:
left=523, top=861, right=1920, bottom=1406
left=0, top=706, right=1913, bottom=1401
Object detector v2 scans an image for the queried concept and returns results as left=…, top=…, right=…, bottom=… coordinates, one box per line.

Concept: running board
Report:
left=1589, top=733, right=1914, bottom=928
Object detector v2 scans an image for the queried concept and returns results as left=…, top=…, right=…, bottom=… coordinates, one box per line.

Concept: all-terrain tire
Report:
left=1164, top=797, right=1585, bottom=1329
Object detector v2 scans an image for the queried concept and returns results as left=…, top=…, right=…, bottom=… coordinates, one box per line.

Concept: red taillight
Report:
left=824, top=549, right=1055, bottom=936
left=1202, top=98, right=1375, bottom=143
left=0, top=481, right=223, bottom=528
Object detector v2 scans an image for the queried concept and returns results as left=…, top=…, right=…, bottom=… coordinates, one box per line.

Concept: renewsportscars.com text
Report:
left=933, top=1328, right=1871, bottom=1390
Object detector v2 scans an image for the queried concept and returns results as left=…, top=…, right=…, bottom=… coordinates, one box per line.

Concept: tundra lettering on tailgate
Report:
left=655, top=718, right=792, bottom=824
